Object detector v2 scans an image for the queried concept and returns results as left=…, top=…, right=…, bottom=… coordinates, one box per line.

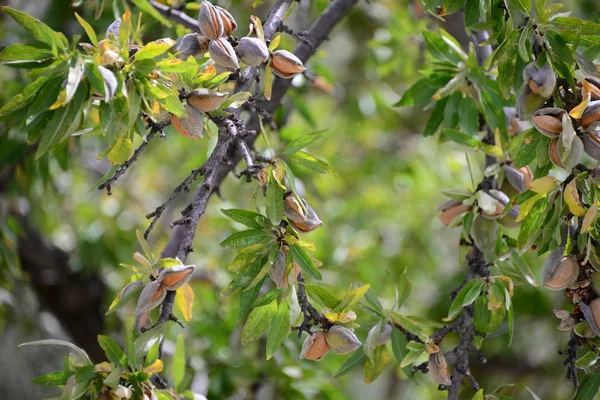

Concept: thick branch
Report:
left=149, top=0, right=199, bottom=31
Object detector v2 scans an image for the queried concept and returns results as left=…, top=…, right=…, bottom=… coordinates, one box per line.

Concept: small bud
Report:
left=157, top=264, right=196, bottom=291
left=106, top=18, right=121, bottom=40
left=236, top=37, right=269, bottom=66
left=284, top=196, right=323, bottom=232
left=269, top=250, right=287, bottom=289
left=135, top=281, right=167, bottom=315
left=428, top=351, right=452, bottom=386
left=325, top=325, right=362, bottom=354
left=300, top=331, right=330, bottom=361
left=542, top=250, right=579, bottom=290
left=269, top=50, right=305, bottom=79
left=187, top=88, right=228, bottom=113
left=215, top=6, right=237, bottom=36
left=177, top=33, right=208, bottom=59
left=437, top=200, right=470, bottom=226
left=198, top=1, right=224, bottom=40
left=209, top=37, right=239, bottom=69
left=171, top=104, right=204, bottom=139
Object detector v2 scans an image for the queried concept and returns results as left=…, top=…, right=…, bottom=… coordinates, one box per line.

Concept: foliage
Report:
left=3, top=0, right=600, bottom=399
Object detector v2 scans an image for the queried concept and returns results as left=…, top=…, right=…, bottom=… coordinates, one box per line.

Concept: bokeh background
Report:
left=2, top=0, right=600, bottom=399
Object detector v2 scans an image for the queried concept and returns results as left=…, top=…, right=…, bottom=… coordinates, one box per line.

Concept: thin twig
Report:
left=98, top=119, right=169, bottom=195
left=149, top=0, right=199, bottom=30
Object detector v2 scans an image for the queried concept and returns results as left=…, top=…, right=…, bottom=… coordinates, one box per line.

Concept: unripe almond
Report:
left=198, top=1, right=224, bottom=40
left=300, top=331, right=330, bottom=361
left=590, top=298, right=600, bottom=333
left=542, top=250, right=579, bottom=290
left=171, top=104, right=204, bottom=139
left=157, top=264, right=196, bottom=291
left=135, top=281, right=167, bottom=315
left=325, top=325, right=362, bottom=354
left=215, top=6, right=236, bottom=36
left=522, top=63, right=556, bottom=98
left=284, top=197, right=323, bottom=232
left=438, top=202, right=470, bottom=226
left=429, top=352, right=451, bottom=386
left=187, top=88, right=228, bottom=113
left=269, top=250, right=287, bottom=289
left=236, top=37, right=269, bottom=66
left=177, top=33, right=208, bottom=59
left=209, top=37, right=239, bottom=69
left=531, top=112, right=563, bottom=137
left=581, top=101, right=600, bottom=129
left=583, top=130, right=600, bottom=160
left=270, top=50, right=305, bottom=79
left=548, top=138, right=563, bottom=168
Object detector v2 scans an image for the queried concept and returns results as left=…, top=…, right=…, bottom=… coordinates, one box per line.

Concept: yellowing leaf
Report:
left=135, top=38, right=176, bottom=60
left=107, top=135, right=133, bottom=165
left=516, top=193, right=545, bottom=222
left=49, top=89, right=67, bottom=110
left=175, top=283, right=194, bottom=321
left=324, top=311, right=356, bottom=323
left=269, top=35, right=281, bottom=51
left=570, top=79, right=592, bottom=119
left=143, top=359, right=163, bottom=374
left=582, top=198, right=598, bottom=232
left=564, top=179, right=586, bottom=217
left=529, top=176, right=558, bottom=194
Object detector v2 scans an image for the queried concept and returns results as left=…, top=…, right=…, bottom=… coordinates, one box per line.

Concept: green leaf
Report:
left=254, top=288, right=283, bottom=308
left=305, top=284, right=340, bottom=309
left=423, top=96, right=448, bottom=136
left=0, top=75, right=49, bottom=117
left=446, top=279, right=482, bottom=321
left=74, top=13, right=98, bottom=46
left=238, top=278, right=264, bottom=320
left=286, top=151, right=337, bottom=175
left=458, top=96, right=479, bottom=136
left=386, top=311, right=429, bottom=341
left=280, top=129, right=328, bottom=156
left=333, top=349, right=366, bottom=378
left=443, top=129, right=503, bottom=157
left=552, top=17, right=600, bottom=35
left=131, top=0, right=173, bottom=26
left=394, top=74, right=452, bottom=107
left=26, top=75, right=64, bottom=126
left=514, top=129, right=539, bottom=168
left=136, top=229, right=156, bottom=265
left=172, top=334, right=185, bottom=388
left=135, top=40, right=175, bottom=60
left=363, top=287, right=384, bottom=315
left=266, top=301, right=290, bottom=359
left=290, top=244, right=322, bottom=280
left=97, top=335, right=127, bottom=370
left=31, top=370, right=74, bottom=386
left=422, top=30, right=465, bottom=64
left=472, top=389, right=484, bottom=400
left=0, top=44, right=53, bottom=63
left=364, top=346, right=390, bottom=384
left=1, top=7, right=67, bottom=51
left=266, top=176, right=284, bottom=225
left=220, top=229, right=270, bottom=249
left=574, top=374, right=600, bottom=400
left=19, top=339, right=92, bottom=366
left=395, top=267, right=411, bottom=309
left=517, top=197, right=547, bottom=251
left=134, top=323, right=166, bottom=358
left=241, top=300, right=277, bottom=345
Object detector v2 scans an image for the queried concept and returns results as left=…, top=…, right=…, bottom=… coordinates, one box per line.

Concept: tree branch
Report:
left=149, top=0, right=199, bottom=31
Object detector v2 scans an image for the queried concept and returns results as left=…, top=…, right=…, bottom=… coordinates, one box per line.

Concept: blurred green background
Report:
left=2, top=0, right=600, bottom=399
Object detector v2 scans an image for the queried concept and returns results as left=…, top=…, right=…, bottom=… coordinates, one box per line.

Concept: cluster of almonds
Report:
left=299, top=325, right=361, bottom=360
left=521, top=63, right=600, bottom=171
left=178, top=1, right=306, bottom=76
left=118, top=263, right=196, bottom=330
left=171, top=1, right=306, bottom=139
